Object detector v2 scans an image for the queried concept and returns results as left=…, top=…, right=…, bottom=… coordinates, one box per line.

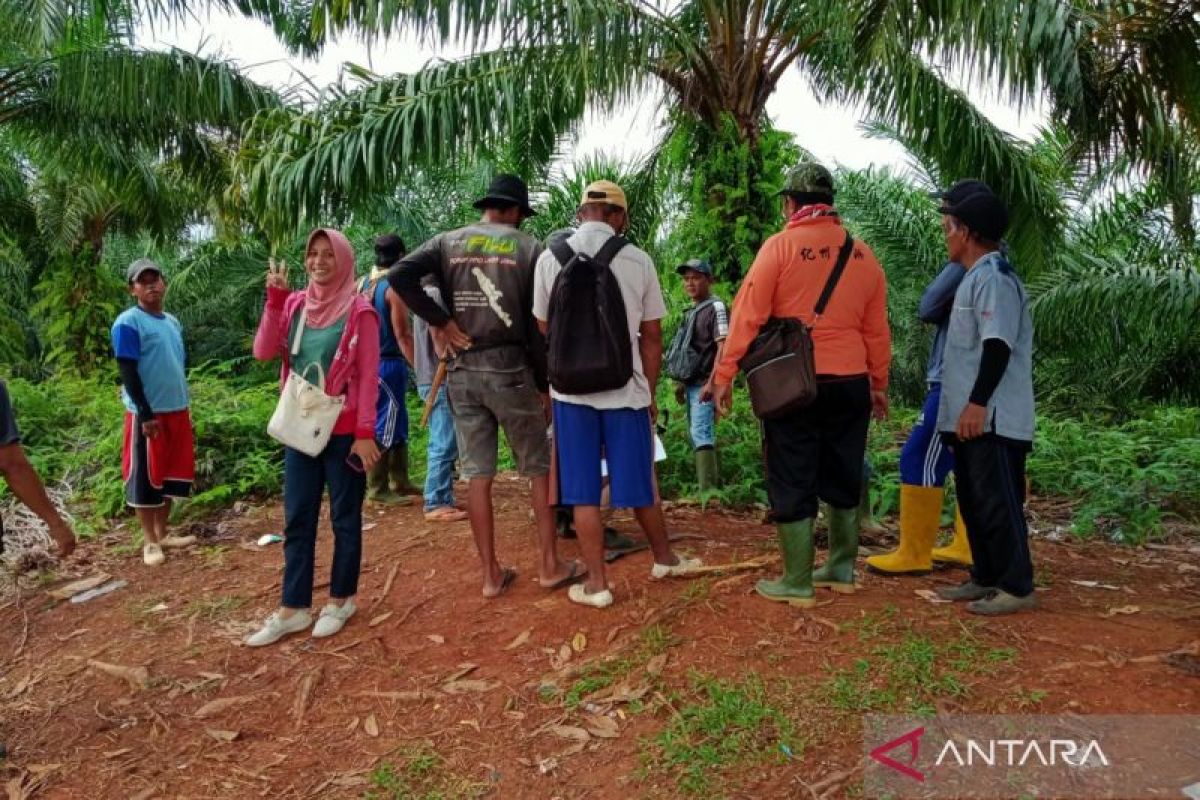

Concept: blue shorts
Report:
left=553, top=401, right=655, bottom=509
left=375, top=358, right=409, bottom=448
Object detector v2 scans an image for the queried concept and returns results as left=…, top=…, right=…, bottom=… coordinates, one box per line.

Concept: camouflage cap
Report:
left=779, top=162, right=835, bottom=196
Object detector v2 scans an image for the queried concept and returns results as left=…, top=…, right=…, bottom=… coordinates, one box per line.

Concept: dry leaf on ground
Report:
left=368, top=612, right=393, bottom=628
left=427, top=634, right=445, bottom=644
left=364, top=714, right=379, bottom=737
left=205, top=729, right=239, bottom=743
left=584, top=716, right=620, bottom=738
left=645, top=653, right=668, bottom=677
left=571, top=632, right=587, bottom=653
left=1104, top=605, right=1141, bottom=617
left=87, top=660, right=149, bottom=690
left=547, top=725, right=590, bottom=742
left=441, top=679, right=499, bottom=694
left=194, top=695, right=256, bottom=719
left=504, top=629, right=532, bottom=650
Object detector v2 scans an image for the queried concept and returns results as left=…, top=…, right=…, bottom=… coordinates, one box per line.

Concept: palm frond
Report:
left=237, top=44, right=651, bottom=238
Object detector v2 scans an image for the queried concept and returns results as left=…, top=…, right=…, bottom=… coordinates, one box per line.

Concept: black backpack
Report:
left=546, top=235, right=632, bottom=395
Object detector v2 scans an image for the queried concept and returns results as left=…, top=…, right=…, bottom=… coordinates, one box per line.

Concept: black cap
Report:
left=473, top=174, right=537, bottom=217
left=675, top=258, right=714, bottom=277
left=931, top=179, right=1009, bottom=242
left=374, top=234, right=405, bottom=267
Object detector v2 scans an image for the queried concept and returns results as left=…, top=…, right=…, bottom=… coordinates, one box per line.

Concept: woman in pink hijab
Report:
left=248, top=228, right=381, bottom=646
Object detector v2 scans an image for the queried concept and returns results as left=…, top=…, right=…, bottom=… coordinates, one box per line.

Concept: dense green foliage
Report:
left=0, top=0, right=1197, bottom=550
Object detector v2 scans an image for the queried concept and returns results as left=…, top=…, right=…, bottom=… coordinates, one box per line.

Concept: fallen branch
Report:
left=293, top=666, right=323, bottom=725
left=394, top=593, right=438, bottom=627
left=666, top=553, right=777, bottom=577
left=370, top=563, right=401, bottom=613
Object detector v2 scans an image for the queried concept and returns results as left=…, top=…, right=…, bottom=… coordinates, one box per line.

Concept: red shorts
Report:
left=122, top=409, right=195, bottom=507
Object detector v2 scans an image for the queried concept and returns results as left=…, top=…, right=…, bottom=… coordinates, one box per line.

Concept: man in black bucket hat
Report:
left=390, top=175, right=583, bottom=599
left=472, top=174, right=538, bottom=218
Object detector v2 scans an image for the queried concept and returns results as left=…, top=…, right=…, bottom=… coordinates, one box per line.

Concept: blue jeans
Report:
left=282, top=435, right=365, bottom=608
left=418, top=383, right=458, bottom=512
left=685, top=383, right=716, bottom=449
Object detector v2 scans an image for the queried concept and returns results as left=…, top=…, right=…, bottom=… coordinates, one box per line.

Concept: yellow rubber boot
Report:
left=932, top=505, right=974, bottom=566
left=865, top=485, right=941, bottom=575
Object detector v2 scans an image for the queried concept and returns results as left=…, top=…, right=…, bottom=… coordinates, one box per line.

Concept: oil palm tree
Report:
left=239, top=0, right=1200, bottom=276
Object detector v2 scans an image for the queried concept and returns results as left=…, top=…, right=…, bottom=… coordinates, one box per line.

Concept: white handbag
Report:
left=267, top=309, right=346, bottom=457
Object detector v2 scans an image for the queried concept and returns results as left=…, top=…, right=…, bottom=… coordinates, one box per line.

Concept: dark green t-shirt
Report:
left=288, top=313, right=347, bottom=385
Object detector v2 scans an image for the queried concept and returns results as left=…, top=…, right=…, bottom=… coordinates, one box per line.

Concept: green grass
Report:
left=642, top=672, right=797, bottom=797
left=824, top=617, right=1017, bottom=716
left=185, top=594, right=245, bottom=622
left=198, top=544, right=230, bottom=567
left=365, top=745, right=483, bottom=800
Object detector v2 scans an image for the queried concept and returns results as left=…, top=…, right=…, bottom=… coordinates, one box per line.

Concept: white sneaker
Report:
left=143, top=543, right=165, bottom=566
left=568, top=583, right=614, bottom=608
left=160, top=534, right=197, bottom=549
left=245, top=610, right=312, bottom=647
left=651, top=554, right=703, bottom=579
left=312, top=600, right=356, bottom=638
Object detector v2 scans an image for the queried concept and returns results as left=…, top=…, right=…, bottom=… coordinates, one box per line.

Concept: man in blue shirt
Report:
left=359, top=234, right=418, bottom=504
left=866, top=257, right=973, bottom=575
left=111, top=259, right=195, bottom=566
left=931, top=181, right=1036, bottom=615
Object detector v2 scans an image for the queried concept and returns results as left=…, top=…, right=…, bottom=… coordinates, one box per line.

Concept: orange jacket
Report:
left=714, top=215, right=891, bottom=390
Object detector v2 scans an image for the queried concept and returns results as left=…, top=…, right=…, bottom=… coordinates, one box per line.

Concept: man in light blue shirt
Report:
left=931, top=181, right=1036, bottom=615
left=111, top=259, right=196, bottom=566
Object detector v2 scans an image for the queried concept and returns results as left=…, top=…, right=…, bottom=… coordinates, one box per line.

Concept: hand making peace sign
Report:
left=266, top=257, right=289, bottom=290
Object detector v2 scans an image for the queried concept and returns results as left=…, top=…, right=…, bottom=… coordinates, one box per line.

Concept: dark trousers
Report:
left=282, top=434, right=366, bottom=608
left=953, top=436, right=1034, bottom=597
left=762, top=376, right=871, bottom=522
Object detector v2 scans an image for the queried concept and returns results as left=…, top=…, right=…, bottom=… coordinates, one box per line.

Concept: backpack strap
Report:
left=549, top=238, right=576, bottom=266
left=812, top=233, right=855, bottom=322
left=593, top=236, right=629, bottom=267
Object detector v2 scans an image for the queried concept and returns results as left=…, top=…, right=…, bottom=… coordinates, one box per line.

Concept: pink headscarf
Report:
left=303, top=228, right=358, bottom=329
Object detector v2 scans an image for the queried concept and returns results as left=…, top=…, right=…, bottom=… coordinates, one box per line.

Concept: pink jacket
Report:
left=253, top=287, right=381, bottom=441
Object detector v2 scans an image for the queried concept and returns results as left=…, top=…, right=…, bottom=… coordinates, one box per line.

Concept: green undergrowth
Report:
left=4, top=368, right=1197, bottom=545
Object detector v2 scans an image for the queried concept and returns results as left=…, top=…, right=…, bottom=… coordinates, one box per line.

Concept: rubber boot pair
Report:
left=756, top=506, right=860, bottom=606
left=865, top=486, right=973, bottom=575
left=694, top=448, right=719, bottom=494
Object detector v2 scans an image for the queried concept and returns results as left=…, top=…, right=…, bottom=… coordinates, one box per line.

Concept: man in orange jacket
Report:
left=709, top=162, right=891, bottom=606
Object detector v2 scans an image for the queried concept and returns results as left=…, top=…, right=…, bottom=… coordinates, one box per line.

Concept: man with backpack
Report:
left=389, top=175, right=581, bottom=598
left=533, top=179, right=700, bottom=609
left=666, top=259, right=728, bottom=494
left=358, top=234, right=418, bottom=504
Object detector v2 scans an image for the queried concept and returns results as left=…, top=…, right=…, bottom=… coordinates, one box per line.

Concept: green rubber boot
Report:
left=388, top=441, right=421, bottom=496
left=694, top=448, right=720, bottom=494
left=369, top=449, right=411, bottom=505
left=755, top=519, right=816, bottom=607
left=813, top=506, right=859, bottom=593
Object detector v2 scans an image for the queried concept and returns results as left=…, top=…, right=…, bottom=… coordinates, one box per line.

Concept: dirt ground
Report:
left=2, top=476, right=1198, bottom=800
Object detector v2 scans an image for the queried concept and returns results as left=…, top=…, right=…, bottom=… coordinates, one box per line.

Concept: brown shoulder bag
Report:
left=737, top=233, right=855, bottom=419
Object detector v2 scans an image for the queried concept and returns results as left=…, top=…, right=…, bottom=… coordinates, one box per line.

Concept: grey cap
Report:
left=676, top=258, right=714, bottom=277
left=126, top=258, right=163, bottom=283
